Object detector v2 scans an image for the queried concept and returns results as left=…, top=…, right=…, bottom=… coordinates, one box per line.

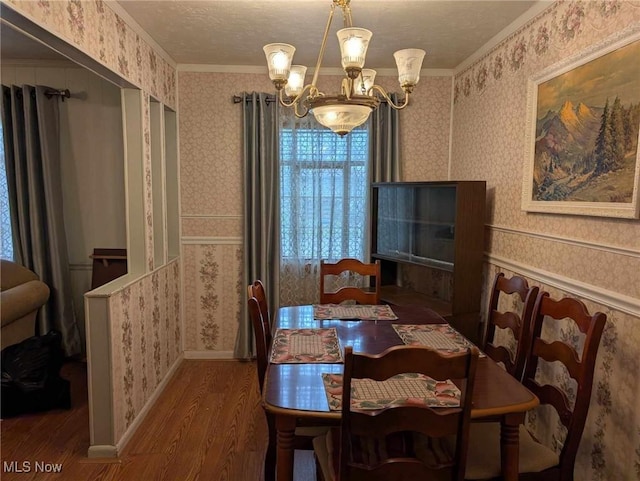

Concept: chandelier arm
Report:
left=293, top=100, right=310, bottom=118
left=369, top=85, right=410, bottom=110
left=278, top=84, right=314, bottom=108
left=310, top=2, right=336, bottom=88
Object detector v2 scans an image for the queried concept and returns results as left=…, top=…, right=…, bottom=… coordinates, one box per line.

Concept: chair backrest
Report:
left=522, top=293, right=606, bottom=480
left=319, top=259, right=381, bottom=305
left=248, top=296, right=269, bottom=393
left=248, top=280, right=271, bottom=348
left=339, top=345, right=479, bottom=481
left=483, top=272, right=539, bottom=380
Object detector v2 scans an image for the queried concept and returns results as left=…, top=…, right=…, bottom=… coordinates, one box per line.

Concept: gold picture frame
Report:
left=522, top=27, right=640, bottom=219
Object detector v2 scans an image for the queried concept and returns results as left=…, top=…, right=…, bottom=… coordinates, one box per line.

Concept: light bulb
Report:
left=272, top=51, right=289, bottom=70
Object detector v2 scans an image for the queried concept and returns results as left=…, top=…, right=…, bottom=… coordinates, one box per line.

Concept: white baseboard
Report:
left=114, top=354, right=184, bottom=454
left=183, top=350, right=236, bottom=359
left=87, top=445, right=118, bottom=458
left=486, top=254, right=640, bottom=317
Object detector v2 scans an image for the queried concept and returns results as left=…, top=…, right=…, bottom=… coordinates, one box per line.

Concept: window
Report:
left=280, top=124, right=369, bottom=261
left=0, top=122, right=13, bottom=260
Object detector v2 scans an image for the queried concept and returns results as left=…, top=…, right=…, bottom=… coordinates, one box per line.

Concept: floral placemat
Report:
left=322, top=372, right=461, bottom=411
left=313, top=304, right=398, bottom=320
left=269, top=328, right=343, bottom=363
left=392, top=324, right=484, bottom=357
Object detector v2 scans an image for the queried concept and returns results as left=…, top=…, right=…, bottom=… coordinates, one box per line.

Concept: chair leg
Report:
left=314, top=454, right=325, bottom=481
left=265, top=413, right=276, bottom=481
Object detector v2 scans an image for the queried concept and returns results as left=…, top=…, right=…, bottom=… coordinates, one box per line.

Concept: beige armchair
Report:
left=1, top=260, right=50, bottom=349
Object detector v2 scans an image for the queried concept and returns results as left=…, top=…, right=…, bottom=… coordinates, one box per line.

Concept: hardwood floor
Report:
left=1, top=360, right=316, bottom=481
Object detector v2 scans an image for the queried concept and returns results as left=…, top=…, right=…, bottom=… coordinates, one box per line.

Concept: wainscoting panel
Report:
left=108, top=260, right=181, bottom=446
left=182, top=241, right=243, bottom=353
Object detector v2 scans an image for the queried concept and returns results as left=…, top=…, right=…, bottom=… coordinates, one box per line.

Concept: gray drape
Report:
left=366, top=92, right=402, bottom=257
left=235, top=92, right=280, bottom=359
left=1, top=84, right=81, bottom=357
left=369, top=93, right=402, bottom=183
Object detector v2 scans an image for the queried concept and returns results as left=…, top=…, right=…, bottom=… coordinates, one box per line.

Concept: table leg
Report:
left=265, top=413, right=276, bottom=481
left=276, top=415, right=296, bottom=481
left=500, top=414, right=522, bottom=481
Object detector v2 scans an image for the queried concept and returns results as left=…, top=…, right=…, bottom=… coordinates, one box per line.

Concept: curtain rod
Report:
left=233, top=94, right=276, bottom=104
left=44, top=88, right=71, bottom=101
left=232, top=94, right=391, bottom=105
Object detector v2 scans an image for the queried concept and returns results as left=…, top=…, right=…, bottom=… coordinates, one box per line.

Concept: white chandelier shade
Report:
left=263, top=0, right=426, bottom=135
left=337, top=27, right=372, bottom=72
left=284, top=65, right=308, bottom=97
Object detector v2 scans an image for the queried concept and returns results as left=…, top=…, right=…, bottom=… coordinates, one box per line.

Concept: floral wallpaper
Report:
left=3, top=0, right=182, bottom=452
left=142, top=93, right=155, bottom=271
left=182, top=244, right=242, bottom=352
left=453, top=2, right=640, bottom=480
left=178, top=70, right=453, bottom=352
left=110, top=260, right=181, bottom=442
left=4, top=0, right=176, bottom=109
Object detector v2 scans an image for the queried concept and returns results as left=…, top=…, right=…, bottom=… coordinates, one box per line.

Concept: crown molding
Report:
left=454, top=0, right=554, bottom=74
left=178, top=63, right=452, bottom=77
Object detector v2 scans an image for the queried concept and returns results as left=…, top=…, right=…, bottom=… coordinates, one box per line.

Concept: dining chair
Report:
left=319, top=258, right=381, bottom=305
left=482, top=272, right=539, bottom=380
left=248, top=296, right=270, bottom=393
left=314, top=344, right=479, bottom=481
left=248, top=296, right=329, bottom=481
left=248, top=280, right=272, bottom=348
left=464, top=292, right=606, bottom=481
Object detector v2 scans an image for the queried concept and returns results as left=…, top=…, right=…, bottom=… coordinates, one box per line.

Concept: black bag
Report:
left=1, top=330, right=71, bottom=418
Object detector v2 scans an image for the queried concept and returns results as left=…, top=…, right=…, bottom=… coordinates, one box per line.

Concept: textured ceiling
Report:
left=115, top=0, right=542, bottom=69
left=0, top=1, right=546, bottom=71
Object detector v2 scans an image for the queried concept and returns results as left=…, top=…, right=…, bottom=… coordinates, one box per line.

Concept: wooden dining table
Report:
left=262, top=304, right=539, bottom=481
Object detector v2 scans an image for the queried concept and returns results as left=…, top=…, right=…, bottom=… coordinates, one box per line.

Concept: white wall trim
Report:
left=182, top=236, right=243, bottom=245
left=115, top=354, right=184, bottom=455
left=86, top=257, right=181, bottom=297
left=454, top=1, right=553, bottom=74
left=178, top=64, right=265, bottom=74
left=69, top=263, right=93, bottom=271
left=177, top=63, right=453, bottom=77
left=486, top=253, right=640, bottom=317
left=104, top=1, right=176, bottom=68
left=447, top=75, right=455, bottom=180
left=183, top=350, right=236, bottom=360
left=181, top=214, right=242, bottom=219
left=87, top=445, right=118, bottom=458
left=488, top=224, right=640, bottom=258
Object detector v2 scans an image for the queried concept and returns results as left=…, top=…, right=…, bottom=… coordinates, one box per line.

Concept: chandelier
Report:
left=263, top=0, right=425, bottom=136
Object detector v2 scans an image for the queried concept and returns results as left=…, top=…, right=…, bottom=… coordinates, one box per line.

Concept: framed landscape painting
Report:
left=522, top=28, right=640, bottom=218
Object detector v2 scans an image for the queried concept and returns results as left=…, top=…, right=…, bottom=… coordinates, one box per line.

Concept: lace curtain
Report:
left=279, top=110, right=369, bottom=306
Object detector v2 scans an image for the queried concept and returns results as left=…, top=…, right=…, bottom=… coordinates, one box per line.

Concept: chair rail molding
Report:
left=486, top=253, right=640, bottom=317
left=181, top=214, right=242, bottom=218
left=487, top=224, right=640, bottom=258
left=181, top=236, right=242, bottom=245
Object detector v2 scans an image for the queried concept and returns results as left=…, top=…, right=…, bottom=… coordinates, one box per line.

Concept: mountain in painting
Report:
left=532, top=98, right=639, bottom=202
left=534, top=100, right=600, bottom=176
